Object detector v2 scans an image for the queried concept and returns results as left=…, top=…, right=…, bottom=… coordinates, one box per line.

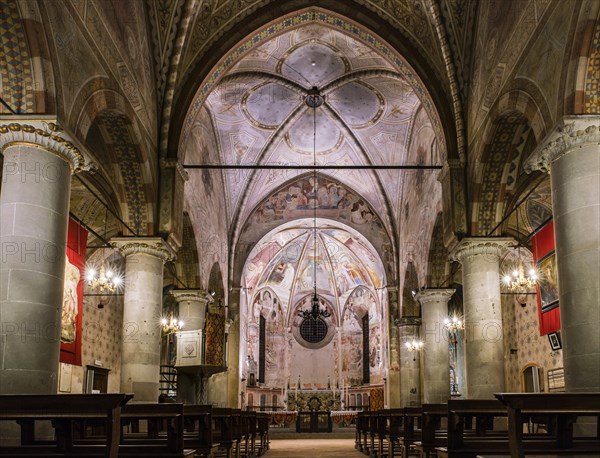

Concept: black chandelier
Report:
left=298, top=87, right=330, bottom=321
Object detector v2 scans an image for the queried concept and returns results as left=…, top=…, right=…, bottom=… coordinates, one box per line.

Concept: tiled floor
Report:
left=266, top=439, right=365, bottom=457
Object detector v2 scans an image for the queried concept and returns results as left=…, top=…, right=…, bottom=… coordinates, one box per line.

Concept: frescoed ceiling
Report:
left=184, top=12, right=443, bottom=246
left=243, top=219, right=386, bottom=325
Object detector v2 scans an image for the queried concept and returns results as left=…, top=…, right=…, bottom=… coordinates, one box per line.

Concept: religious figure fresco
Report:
left=249, top=176, right=385, bottom=233
left=61, top=260, right=80, bottom=343
left=240, top=220, right=387, bottom=392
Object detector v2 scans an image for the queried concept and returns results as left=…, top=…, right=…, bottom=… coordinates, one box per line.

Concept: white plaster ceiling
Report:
left=202, top=21, right=436, bottom=232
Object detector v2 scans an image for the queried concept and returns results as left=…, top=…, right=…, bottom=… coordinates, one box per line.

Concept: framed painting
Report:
left=536, top=251, right=559, bottom=312
left=548, top=331, right=562, bottom=351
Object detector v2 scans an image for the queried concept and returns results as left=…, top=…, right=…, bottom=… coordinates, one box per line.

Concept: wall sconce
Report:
left=161, top=315, right=184, bottom=334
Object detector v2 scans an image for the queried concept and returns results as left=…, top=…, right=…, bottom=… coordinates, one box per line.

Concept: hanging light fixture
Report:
left=502, top=208, right=538, bottom=293
left=298, top=86, right=330, bottom=321
left=85, top=206, right=123, bottom=293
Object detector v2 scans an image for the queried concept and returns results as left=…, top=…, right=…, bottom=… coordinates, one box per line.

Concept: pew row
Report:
left=0, top=395, right=269, bottom=458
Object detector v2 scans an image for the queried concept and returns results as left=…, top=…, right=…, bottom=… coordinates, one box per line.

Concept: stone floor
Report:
left=266, top=438, right=364, bottom=457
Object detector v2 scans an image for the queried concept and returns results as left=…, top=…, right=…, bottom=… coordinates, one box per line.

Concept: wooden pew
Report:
left=368, top=411, right=380, bottom=457
left=495, top=392, right=600, bottom=458
left=385, top=409, right=406, bottom=458
left=255, top=412, right=269, bottom=456
left=239, top=411, right=255, bottom=458
left=212, top=408, right=242, bottom=458
left=119, top=402, right=195, bottom=457
left=356, top=411, right=368, bottom=452
left=0, top=393, right=132, bottom=458
left=398, top=407, right=422, bottom=458
left=413, top=403, right=447, bottom=458
left=435, top=399, right=510, bottom=458
left=182, top=404, right=218, bottom=457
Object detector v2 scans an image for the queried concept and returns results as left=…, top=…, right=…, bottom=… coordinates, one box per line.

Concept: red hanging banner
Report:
left=60, top=218, right=88, bottom=366
left=531, top=220, right=560, bottom=335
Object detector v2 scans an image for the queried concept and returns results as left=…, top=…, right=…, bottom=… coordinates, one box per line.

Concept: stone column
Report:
left=387, top=286, right=401, bottom=407
left=227, top=289, right=241, bottom=408
left=416, top=289, right=455, bottom=404
left=113, top=238, right=175, bottom=402
left=0, top=119, right=85, bottom=394
left=450, top=238, right=513, bottom=399
left=398, top=318, right=421, bottom=407
left=525, top=116, right=600, bottom=392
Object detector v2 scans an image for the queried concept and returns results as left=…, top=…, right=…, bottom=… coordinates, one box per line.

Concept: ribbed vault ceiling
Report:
left=186, top=10, right=443, bottom=239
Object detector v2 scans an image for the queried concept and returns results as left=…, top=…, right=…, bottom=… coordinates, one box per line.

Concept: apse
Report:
left=239, top=218, right=388, bottom=408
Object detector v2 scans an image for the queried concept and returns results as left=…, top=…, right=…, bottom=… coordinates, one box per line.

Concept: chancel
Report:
left=0, top=0, right=599, bottom=457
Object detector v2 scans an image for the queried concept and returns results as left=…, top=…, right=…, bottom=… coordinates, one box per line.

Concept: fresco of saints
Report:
left=61, top=260, right=80, bottom=343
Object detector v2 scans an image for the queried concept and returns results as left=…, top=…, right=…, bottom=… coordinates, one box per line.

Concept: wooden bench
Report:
left=413, top=403, right=447, bottom=458
left=255, top=412, right=269, bottom=456
left=380, top=408, right=406, bottom=458
left=0, top=393, right=132, bottom=457
left=356, top=411, right=368, bottom=452
left=182, top=404, right=218, bottom=457
left=398, top=407, right=422, bottom=458
left=435, top=399, right=510, bottom=458
left=495, top=392, right=600, bottom=457
left=119, top=402, right=195, bottom=457
left=212, top=408, right=241, bottom=458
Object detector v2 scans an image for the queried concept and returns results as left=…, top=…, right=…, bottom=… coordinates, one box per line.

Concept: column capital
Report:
left=112, top=237, right=176, bottom=262
left=170, top=289, right=213, bottom=305
left=525, top=115, right=600, bottom=174
left=449, top=237, right=514, bottom=264
left=0, top=116, right=86, bottom=173
left=415, top=289, right=455, bottom=304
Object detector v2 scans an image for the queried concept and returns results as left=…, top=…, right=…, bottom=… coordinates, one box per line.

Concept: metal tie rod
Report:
left=183, top=164, right=443, bottom=170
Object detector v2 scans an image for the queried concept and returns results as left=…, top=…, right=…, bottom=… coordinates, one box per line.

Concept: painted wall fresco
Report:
left=240, top=220, right=388, bottom=394
left=398, top=106, right=443, bottom=306
left=238, top=175, right=394, bottom=281
left=183, top=106, right=229, bottom=290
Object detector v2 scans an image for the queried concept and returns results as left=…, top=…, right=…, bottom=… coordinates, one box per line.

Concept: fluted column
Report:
left=525, top=116, right=600, bottom=392
left=450, top=238, right=513, bottom=398
left=416, top=289, right=455, bottom=403
left=398, top=318, right=421, bottom=407
left=0, top=119, right=85, bottom=394
left=113, top=238, right=175, bottom=402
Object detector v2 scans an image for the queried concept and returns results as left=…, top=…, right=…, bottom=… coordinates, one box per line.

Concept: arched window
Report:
left=521, top=365, right=543, bottom=392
